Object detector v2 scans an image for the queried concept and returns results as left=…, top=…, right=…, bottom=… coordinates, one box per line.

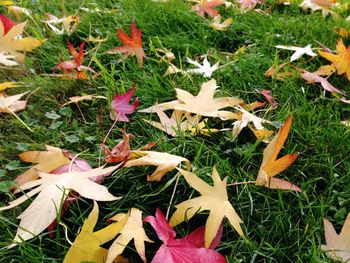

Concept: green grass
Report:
left=1, top=0, right=350, bottom=262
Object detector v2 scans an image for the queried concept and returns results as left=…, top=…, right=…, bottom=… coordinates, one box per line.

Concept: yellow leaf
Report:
left=322, top=213, right=350, bottom=262
left=124, top=150, right=190, bottom=181
left=0, top=81, right=21, bottom=91
left=63, top=201, right=129, bottom=263
left=255, top=116, right=301, bottom=191
left=106, top=208, right=153, bottom=263
left=169, top=167, right=244, bottom=248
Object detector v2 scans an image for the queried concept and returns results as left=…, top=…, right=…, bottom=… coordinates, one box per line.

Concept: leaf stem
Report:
left=227, top=181, right=256, bottom=187
left=166, top=172, right=180, bottom=220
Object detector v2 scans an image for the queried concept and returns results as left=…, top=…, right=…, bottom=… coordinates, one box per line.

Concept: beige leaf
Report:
left=0, top=91, right=27, bottom=113
left=61, top=95, right=107, bottom=107
left=124, top=150, right=190, bottom=181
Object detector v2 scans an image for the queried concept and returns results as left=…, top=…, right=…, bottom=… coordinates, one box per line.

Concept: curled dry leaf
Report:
left=255, top=116, right=301, bottom=191
left=124, top=150, right=191, bottom=181
left=106, top=208, right=153, bottom=263
left=321, top=213, right=350, bottom=262
left=264, top=62, right=293, bottom=80
left=209, top=15, right=233, bottom=31
left=63, top=201, right=129, bottom=263
left=0, top=15, right=45, bottom=66
left=192, top=0, right=225, bottom=17
left=258, top=89, right=278, bottom=107
left=107, top=21, right=145, bottom=67
left=44, top=13, right=79, bottom=35
left=61, top=94, right=107, bottom=107
left=237, top=0, right=263, bottom=10
left=0, top=91, right=28, bottom=113
left=144, top=209, right=226, bottom=263
left=104, top=130, right=132, bottom=163
left=169, top=167, right=244, bottom=248
left=0, top=165, right=122, bottom=245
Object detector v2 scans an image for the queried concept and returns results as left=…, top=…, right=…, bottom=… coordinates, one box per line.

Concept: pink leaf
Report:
left=144, top=209, right=226, bottom=263
left=110, top=84, right=140, bottom=122
left=301, top=71, right=346, bottom=96
left=258, top=89, right=278, bottom=107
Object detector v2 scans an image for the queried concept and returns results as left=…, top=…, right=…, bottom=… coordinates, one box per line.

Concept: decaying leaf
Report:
left=264, top=62, right=293, bottom=80
left=124, top=150, right=190, bottom=181
left=209, top=15, right=233, bottom=31
left=110, top=84, right=140, bottom=122
left=318, top=38, right=350, bottom=81
left=53, top=40, right=96, bottom=79
left=63, top=201, right=129, bottom=263
left=192, top=0, right=225, bottom=17
left=106, top=208, right=153, bottom=263
left=0, top=91, right=28, bottom=113
left=61, top=94, right=107, bottom=107
left=0, top=165, right=122, bottom=245
left=44, top=13, right=79, bottom=35
left=107, top=21, right=145, bottom=66
left=275, top=44, right=317, bottom=62
left=321, top=213, right=350, bottom=262
left=0, top=15, right=45, bottom=66
left=104, top=130, right=132, bottom=163
left=14, top=145, right=71, bottom=187
left=144, top=209, right=226, bottom=263
left=255, top=116, right=301, bottom=191
left=169, top=167, right=244, bottom=248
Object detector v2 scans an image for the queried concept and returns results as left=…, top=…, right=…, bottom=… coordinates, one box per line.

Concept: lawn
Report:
left=0, top=0, right=350, bottom=262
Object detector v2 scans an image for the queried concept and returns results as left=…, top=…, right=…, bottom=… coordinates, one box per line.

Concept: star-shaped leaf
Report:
left=169, top=167, right=244, bottom=248
left=107, top=21, right=145, bottom=66
left=186, top=56, right=220, bottom=77
left=192, top=0, right=225, bottom=17
left=275, top=44, right=317, bottom=62
left=44, top=13, right=79, bottom=35
left=0, top=91, right=28, bottom=113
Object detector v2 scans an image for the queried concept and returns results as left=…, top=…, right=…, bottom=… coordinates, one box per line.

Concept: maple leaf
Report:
left=14, top=145, right=71, bottom=187
left=0, top=15, right=44, bottom=66
left=237, top=0, right=263, bottom=9
left=258, top=89, right=278, bottom=107
left=53, top=40, right=96, bottom=79
left=186, top=56, right=220, bottom=77
left=124, top=150, right=190, bottom=181
left=301, top=70, right=346, bottom=96
left=318, top=39, right=350, bottom=81
left=110, top=84, right=140, bottom=122
left=106, top=208, right=153, bottom=263
left=0, top=81, right=22, bottom=91
left=146, top=79, right=241, bottom=120
left=144, top=209, right=226, bottom=263
left=255, top=116, right=301, bottom=191
left=104, top=130, right=132, bottom=163
left=44, top=13, right=79, bottom=35
left=61, top=94, right=107, bottom=107
left=0, top=165, right=122, bottom=245
left=169, top=167, right=244, bottom=248
left=63, top=201, right=129, bottom=263
left=0, top=91, right=28, bottom=113
left=209, top=15, right=233, bottom=31
left=107, top=21, right=145, bottom=66
left=232, top=106, right=272, bottom=141
left=321, top=213, right=350, bottom=262
left=275, top=44, right=317, bottom=62
left=300, top=0, right=337, bottom=16
left=192, top=0, right=225, bottom=17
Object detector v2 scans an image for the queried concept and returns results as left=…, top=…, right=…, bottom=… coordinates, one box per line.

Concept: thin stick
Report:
left=166, top=172, right=180, bottom=220
left=76, top=103, right=87, bottom=123
left=59, top=222, right=73, bottom=245
left=227, top=181, right=256, bottom=187
left=8, top=109, right=33, bottom=132
left=68, top=151, right=86, bottom=172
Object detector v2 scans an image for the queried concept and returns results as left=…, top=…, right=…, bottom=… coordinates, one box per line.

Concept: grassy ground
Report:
left=0, top=0, right=350, bottom=262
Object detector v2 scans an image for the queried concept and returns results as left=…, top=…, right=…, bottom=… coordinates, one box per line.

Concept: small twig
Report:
left=8, top=109, right=33, bottom=132
left=227, top=181, right=256, bottom=187
left=166, top=172, right=180, bottom=220
left=76, top=103, right=87, bottom=123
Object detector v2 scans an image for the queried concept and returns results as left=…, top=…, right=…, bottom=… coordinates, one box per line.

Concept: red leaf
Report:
left=0, top=15, right=15, bottom=35
left=107, top=21, right=145, bottom=66
left=144, top=209, right=226, bottom=263
left=259, top=89, right=278, bottom=107
left=104, top=130, right=132, bottom=163
left=110, top=84, right=140, bottom=122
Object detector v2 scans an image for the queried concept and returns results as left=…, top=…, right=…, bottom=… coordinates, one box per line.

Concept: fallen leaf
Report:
left=264, top=62, right=293, bottom=80
left=104, top=130, right=132, bottom=163
left=14, top=145, right=71, bottom=187
left=237, top=0, right=263, bottom=10
left=341, top=120, right=350, bottom=127
left=186, top=56, right=220, bottom=77
left=106, top=208, right=153, bottom=263
left=192, top=0, right=225, bottom=17
left=255, top=116, right=301, bottom=191
left=0, top=165, right=122, bottom=245
left=63, top=201, right=129, bottom=263
left=44, top=13, right=79, bottom=35
left=300, top=0, right=337, bottom=16
left=144, top=209, right=226, bottom=263
left=53, top=40, right=96, bottom=79
left=0, top=15, right=45, bottom=66
left=301, top=70, right=346, bottom=95
left=318, top=38, right=350, bottom=81
left=275, top=44, right=317, bottom=62
left=258, top=89, right=278, bottom=107
left=209, top=15, right=233, bottom=31
left=321, top=213, right=350, bottom=262
left=0, top=91, right=27, bottom=113
left=61, top=94, right=107, bottom=107
left=0, top=81, right=22, bottom=91
left=107, top=20, right=145, bottom=66
left=169, top=167, right=244, bottom=248
left=8, top=6, right=32, bottom=20
left=110, top=84, right=140, bottom=122
left=124, top=150, right=190, bottom=181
